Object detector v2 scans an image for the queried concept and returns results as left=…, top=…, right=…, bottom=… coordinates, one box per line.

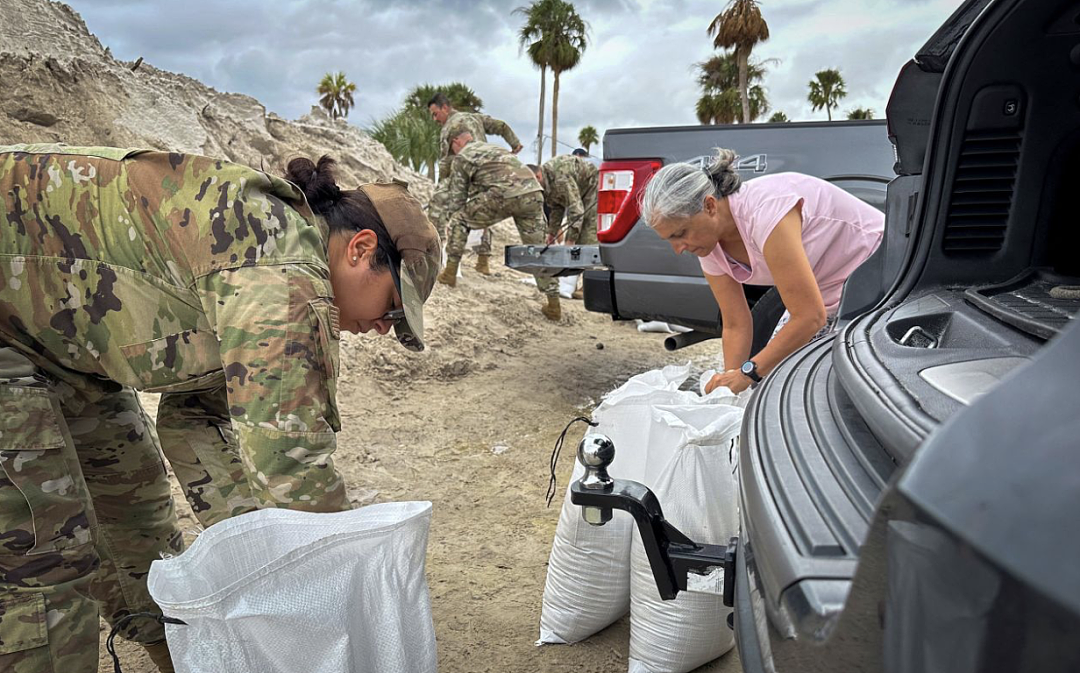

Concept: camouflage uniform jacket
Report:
left=541, top=154, right=598, bottom=235
left=438, top=111, right=521, bottom=181
left=443, top=142, right=542, bottom=217
left=0, top=145, right=346, bottom=510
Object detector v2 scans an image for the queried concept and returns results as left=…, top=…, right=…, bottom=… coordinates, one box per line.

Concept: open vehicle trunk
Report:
left=733, top=0, right=1080, bottom=671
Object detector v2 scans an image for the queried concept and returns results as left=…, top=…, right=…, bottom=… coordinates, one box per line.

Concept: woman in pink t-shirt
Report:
left=640, top=149, right=884, bottom=394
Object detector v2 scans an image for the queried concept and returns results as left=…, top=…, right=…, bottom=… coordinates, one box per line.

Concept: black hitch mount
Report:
left=570, top=433, right=737, bottom=604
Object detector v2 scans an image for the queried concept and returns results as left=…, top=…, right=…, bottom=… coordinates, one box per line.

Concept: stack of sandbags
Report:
left=538, top=364, right=698, bottom=644
left=538, top=364, right=747, bottom=673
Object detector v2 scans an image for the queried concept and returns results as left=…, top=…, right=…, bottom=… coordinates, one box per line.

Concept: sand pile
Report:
left=0, top=0, right=575, bottom=416
left=0, top=0, right=431, bottom=199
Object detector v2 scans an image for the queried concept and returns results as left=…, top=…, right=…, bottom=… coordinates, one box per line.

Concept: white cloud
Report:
left=69, top=0, right=964, bottom=155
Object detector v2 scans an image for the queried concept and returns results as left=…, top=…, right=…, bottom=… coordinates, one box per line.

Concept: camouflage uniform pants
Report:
left=446, top=191, right=557, bottom=298
left=569, top=175, right=599, bottom=245
left=0, top=346, right=183, bottom=673
left=428, top=183, right=493, bottom=255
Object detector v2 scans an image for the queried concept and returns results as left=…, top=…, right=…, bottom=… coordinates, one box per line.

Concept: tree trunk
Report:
left=536, top=66, right=547, bottom=164
left=737, top=46, right=750, bottom=124
left=551, top=70, right=560, bottom=159
left=826, top=100, right=832, bottom=121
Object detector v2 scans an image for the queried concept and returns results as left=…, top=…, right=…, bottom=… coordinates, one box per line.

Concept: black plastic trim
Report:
left=582, top=268, right=618, bottom=318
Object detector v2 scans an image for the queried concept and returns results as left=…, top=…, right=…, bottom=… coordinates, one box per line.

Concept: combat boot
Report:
left=437, top=260, right=459, bottom=288
left=541, top=295, right=562, bottom=321
left=144, top=640, right=175, bottom=673
left=571, top=287, right=584, bottom=300
left=475, top=254, right=492, bottom=276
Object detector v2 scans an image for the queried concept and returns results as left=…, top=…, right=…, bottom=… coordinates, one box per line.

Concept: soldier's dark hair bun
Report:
left=283, top=154, right=394, bottom=272
left=286, top=155, right=343, bottom=216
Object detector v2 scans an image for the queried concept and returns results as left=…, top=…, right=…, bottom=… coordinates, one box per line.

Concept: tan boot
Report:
left=475, top=254, right=492, bottom=276
left=437, top=259, right=459, bottom=288
left=571, top=287, right=584, bottom=300
left=144, top=640, right=175, bottom=673
left=541, top=295, right=562, bottom=321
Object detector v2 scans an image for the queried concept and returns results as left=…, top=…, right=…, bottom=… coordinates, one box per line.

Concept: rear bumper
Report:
left=582, top=268, right=618, bottom=317
left=734, top=535, right=770, bottom=673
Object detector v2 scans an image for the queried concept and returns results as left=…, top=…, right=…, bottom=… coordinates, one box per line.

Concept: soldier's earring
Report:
left=352, top=256, right=358, bottom=263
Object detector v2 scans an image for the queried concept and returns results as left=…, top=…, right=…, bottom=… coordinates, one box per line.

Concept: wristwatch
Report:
left=740, top=360, right=762, bottom=385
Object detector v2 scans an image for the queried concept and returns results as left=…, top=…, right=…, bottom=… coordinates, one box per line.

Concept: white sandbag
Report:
left=558, top=275, right=578, bottom=299
left=635, top=320, right=693, bottom=334
left=539, top=364, right=699, bottom=645
left=148, top=503, right=436, bottom=673
left=596, top=363, right=694, bottom=410
left=466, top=228, right=485, bottom=248
left=628, top=404, right=743, bottom=673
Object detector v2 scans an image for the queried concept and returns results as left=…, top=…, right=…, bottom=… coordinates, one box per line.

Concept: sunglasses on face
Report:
left=379, top=308, right=406, bottom=323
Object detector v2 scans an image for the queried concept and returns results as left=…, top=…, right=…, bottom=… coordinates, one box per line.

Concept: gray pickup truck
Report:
left=508, top=120, right=896, bottom=352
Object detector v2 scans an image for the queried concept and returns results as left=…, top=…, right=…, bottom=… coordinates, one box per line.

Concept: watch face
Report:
left=741, top=361, right=754, bottom=375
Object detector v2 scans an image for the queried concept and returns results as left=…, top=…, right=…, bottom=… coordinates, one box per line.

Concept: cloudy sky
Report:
left=68, top=0, right=963, bottom=156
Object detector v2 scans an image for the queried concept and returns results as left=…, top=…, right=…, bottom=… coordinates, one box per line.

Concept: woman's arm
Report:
left=753, top=206, right=827, bottom=376
left=704, top=272, right=752, bottom=394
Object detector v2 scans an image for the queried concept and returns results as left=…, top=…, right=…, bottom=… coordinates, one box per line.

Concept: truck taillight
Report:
left=597, top=160, right=662, bottom=243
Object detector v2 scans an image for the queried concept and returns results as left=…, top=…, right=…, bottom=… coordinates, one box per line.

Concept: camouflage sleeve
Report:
left=480, top=114, right=522, bottom=150
left=548, top=205, right=565, bottom=237
left=557, top=175, right=584, bottom=235
left=444, top=155, right=470, bottom=217
left=437, top=133, right=452, bottom=183
left=193, top=262, right=348, bottom=513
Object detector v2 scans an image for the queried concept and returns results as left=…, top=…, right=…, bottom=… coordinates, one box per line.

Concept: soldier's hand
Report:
left=512, top=145, right=523, bottom=154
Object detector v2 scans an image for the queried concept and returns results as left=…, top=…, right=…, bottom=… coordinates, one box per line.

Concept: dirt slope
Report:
left=0, top=0, right=431, bottom=198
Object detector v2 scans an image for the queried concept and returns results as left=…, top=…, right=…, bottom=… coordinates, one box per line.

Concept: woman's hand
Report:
left=706, top=369, right=753, bottom=394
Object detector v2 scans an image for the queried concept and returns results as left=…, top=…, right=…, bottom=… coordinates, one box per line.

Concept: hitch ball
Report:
left=576, top=434, right=615, bottom=526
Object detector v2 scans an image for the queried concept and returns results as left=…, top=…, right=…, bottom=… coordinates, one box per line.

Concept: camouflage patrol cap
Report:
left=358, top=180, right=441, bottom=352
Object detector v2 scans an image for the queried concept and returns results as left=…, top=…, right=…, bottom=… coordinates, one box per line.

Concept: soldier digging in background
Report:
left=530, top=152, right=599, bottom=299
left=427, top=91, right=524, bottom=276
left=436, top=132, right=561, bottom=321
left=0, top=144, right=441, bottom=673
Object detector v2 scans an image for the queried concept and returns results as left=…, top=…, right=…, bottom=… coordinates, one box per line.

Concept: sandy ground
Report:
left=96, top=229, right=743, bottom=673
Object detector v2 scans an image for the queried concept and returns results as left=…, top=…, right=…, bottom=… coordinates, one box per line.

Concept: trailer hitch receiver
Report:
left=570, top=432, right=737, bottom=603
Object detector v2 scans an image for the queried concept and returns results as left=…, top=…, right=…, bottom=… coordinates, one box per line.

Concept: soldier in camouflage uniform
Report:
left=0, top=145, right=441, bottom=673
left=427, top=92, right=523, bottom=275
left=435, top=133, right=561, bottom=321
left=532, top=153, right=600, bottom=246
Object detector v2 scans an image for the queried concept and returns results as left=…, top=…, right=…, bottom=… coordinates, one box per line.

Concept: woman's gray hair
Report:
left=640, top=148, right=742, bottom=227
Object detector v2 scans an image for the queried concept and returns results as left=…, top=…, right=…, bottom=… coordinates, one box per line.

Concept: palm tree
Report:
left=768, top=111, right=789, bottom=122
left=808, top=68, right=847, bottom=121
left=547, top=3, right=588, bottom=159
left=846, top=107, right=874, bottom=120
left=405, top=83, right=483, bottom=113
left=516, top=0, right=588, bottom=160
left=369, top=107, right=439, bottom=176
left=516, top=0, right=557, bottom=163
left=577, top=125, right=599, bottom=154
left=708, top=0, right=770, bottom=124
left=696, top=93, right=725, bottom=125
left=317, top=72, right=357, bottom=120
left=695, top=51, right=770, bottom=124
